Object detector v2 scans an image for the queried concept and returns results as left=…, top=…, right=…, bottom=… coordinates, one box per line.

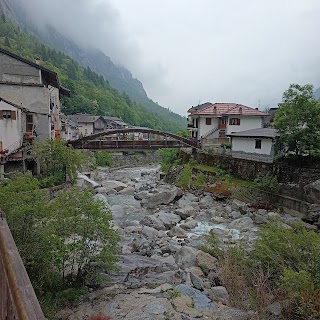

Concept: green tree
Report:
left=274, top=84, right=320, bottom=156
left=49, top=187, right=120, bottom=286
left=35, top=139, right=91, bottom=182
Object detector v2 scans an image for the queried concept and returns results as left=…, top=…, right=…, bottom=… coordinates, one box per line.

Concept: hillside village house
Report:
left=187, top=102, right=269, bottom=147
left=60, top=115, right=79, bottom=141
left=102, top=116, right=129, bottom=129
left=66, top=114, right=106, bottom=136
left=228, top=128, right=277, bottom=163
left=0, top=48, right=70, bottom=142
left=0, top=48, right=69, bottom=176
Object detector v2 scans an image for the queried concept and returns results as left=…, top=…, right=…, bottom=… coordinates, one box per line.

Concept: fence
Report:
left=0, top=210, right=45, bottom=320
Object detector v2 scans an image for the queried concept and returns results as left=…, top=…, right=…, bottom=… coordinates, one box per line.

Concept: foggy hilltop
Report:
left=0, top=0, right=186, bottom=126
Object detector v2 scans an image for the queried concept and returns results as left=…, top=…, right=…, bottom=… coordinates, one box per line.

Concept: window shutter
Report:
left=237, top=118, right=240, bottom=125
left=229, top=118, right=232, bottom=125
left=11, top=111, right=16, bottom=120
left=0, top=111, right=3, bottom=119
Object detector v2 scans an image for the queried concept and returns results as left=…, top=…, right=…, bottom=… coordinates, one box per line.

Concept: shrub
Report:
left=94, top=150, right=112, bottom=167
left=158, top=148, right=179, bottom=172
left=254, top=173, right=280, bottom=193
left=177, top=164, right=192, bottom=188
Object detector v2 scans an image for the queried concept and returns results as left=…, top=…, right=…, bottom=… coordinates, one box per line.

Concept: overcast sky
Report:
left=16, top=0, right=320, bottom=116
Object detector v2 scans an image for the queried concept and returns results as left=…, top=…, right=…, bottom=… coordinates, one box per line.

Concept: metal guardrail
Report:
left=0, top=210, right=45, bottom=320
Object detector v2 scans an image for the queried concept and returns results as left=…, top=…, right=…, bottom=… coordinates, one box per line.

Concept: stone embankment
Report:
left=58, top=165, right=314, bottom=320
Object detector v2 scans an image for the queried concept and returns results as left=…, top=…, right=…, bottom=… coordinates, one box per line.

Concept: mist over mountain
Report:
left=315, top=87, right=320, bottom=101
left=4, top=0, right=186, bottom=126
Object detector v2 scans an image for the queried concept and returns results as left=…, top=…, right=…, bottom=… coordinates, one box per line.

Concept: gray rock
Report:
left=196, top=251, right=218, bottom=271
left=180, top=219, right=198, bottom=230
left=141, top=186, right=182, bottom=209
left=134, top=191, right=149, bottom=200
left=229, top=210, right=241, bottom=219
left=257, top=208, right=268, bottom=215
left=254, top=214, right=268, bottom=224
left=304, top=204, right=320, bottom=223
left=119, top=186, right=135, bottom=195
left=175, top=246, right=198, bottom=268
left=232, top=199, right=248, bottom=214
left=94, top=186, right=107, bottom=194
left=175, top=205, right=195, bottom=219
left=190, top=271, right=205, bottom=291
left=155, top=211, right=181, bottom=228
left=143, top=301, right=166, bottom=314
left=102, top=180, right=128, bottom=192
left=266, top=301, right=282, bottom=316
left=199, top=195, right=215, bottom=207
left=174, top=284, right=218, bottom=311
left=168, top=226, right=187, bottom=238
left=228, top=217, right=254, bottom=231
left=211, top=286, right=229, bottom=303
left=141, top=226, right=160, bottom=239
left=304, top=179, right=320, bottom=204
left=106, top=189, right=118, bottom=195
left=140, top=215, right=166, bottom=231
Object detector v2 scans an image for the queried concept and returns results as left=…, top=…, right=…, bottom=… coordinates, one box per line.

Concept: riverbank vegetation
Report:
left=0, top=141, right=119, bottom=318
left=200, top=221, right=320, bottom=319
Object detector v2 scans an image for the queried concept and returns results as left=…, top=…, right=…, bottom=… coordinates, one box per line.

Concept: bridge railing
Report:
left=0, top=210, right=45, bottom=320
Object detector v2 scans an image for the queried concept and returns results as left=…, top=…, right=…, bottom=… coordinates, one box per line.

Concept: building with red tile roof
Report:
left=187, top=102, right=269, bottom=146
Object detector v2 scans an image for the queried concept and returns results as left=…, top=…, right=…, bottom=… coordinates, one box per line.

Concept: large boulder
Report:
left=141, top=186, right=182, bottom=209
left=175, top=246, right=198, bottom=268
left=154, top=211, right=181, bottom=229
left=102, top=180, right=127, bottom=192
left=175, top=205, right=196, bottom=219
left=140, top=215, right=166, bottom=231
left=304, top=180, right=320, bottom=204
left=196, top=251, right=218, bottom=271
left=228, top=217, right=254, bottom=231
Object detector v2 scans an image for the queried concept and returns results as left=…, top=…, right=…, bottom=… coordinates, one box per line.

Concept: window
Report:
left=229, top=118, right=240, bottom=125
left=205, top=118, right=212, bottom=125
left=255, top=139, right=262, bottom=149
left=0, top=110, right=16, bottom=120
left=26, top=114, right=33, bottom=132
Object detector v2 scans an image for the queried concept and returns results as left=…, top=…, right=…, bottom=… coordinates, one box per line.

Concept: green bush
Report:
left=177, top=164, right=192, bottom=188
left=94, top=151, right=112, bottom=167
left=254, top=173, right=280, bottom=193
left=38, top=172, right=65, bottom=188
left=158, top=148, right=179, bottom=172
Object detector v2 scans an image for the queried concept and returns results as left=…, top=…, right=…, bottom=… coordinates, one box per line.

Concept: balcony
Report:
left=187, top=124, right=198, bottom=131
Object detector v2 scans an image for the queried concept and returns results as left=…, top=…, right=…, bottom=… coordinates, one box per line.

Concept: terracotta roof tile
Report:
left=191, top=103, right=269, bottom=117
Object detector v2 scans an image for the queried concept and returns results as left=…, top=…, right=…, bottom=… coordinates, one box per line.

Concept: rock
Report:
left=143, top=301, right=167, bottom=314
left=94, top=186, right=107, bottom=194
left=93, top=193, right=109, bottom=205
left=141, top=186, right=182, bottom=209
left=168, top=226, right=187, bottom=238
left=253, top=214, right=268, bottom=224
left=180, top=219, right=198, bottom=230
left=229, top=210, right=241, bottom=219
left=210, top=286, right=229, bottom=304
left=140, top=215, right=166, bottom=231
left=102, top=180, right=128, bottom=192
left=304, top=204, right=320, bottom=223
left=134, top=191, right=149, bottom=200
left=141, top=226, right=160, bottom=239
left=304, top=180, right=320, bottom=204
left=172, top=295, right=202, bottom=318
left=155, top=211, right=181, bottom=228
left=199, top=195, right=215, bottom=207
left=175, top=246, right=198, bottom=268
left=267, top=211, right=281, bottom=220
left=266, top=301, right=282, bottom=316
left=228, top=217, right=254, bottom=231
left=282, top=214, right=300, bottom=226
left=232, top=199, right=248, bottom=214
left=196, top=251, right=218, bottom=271
left=175, top=205, right=196, bottom=219
left=257, top=208, right=267, bottom=215
left=190, top=270, right=205, bottom=291
left=106, top=189, right=118, bottom=195
left=174, top=284, right=218, bottom=311
left=119, top=186, right=135, bottom=195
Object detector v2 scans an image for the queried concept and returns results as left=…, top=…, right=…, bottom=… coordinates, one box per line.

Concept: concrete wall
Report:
left=0, top=84, right=50, bottom=141
left=0, top=52, right=41, bottom=85
left=231, top=137, right=273, bottom=155
left=78, top=122, right=94, bottom=136
left=226, top=116, right=263, bottom=134
left=0, top=101, right=23, bottom=153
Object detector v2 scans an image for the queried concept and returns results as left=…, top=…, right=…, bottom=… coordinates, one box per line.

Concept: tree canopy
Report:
left=274, top=84, right=320, bottom=157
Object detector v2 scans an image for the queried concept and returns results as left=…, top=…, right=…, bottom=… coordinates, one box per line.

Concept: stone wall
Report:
left=111, top=151, right=160, bottom=168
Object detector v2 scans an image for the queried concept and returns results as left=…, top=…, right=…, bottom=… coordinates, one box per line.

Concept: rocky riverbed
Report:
left=57, top=165, right=305, bottom=320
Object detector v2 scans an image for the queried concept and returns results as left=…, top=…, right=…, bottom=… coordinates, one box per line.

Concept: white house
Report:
left=66, top=114, right=106, bottom=137
left=229, top=128, right=277, bottom=163
left=187, top=102, right=269, bottom=146
left=60, top=115, right=79, bottom=141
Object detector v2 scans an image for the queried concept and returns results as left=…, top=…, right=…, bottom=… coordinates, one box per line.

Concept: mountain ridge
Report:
left=4, top=0, right=186, bottom=127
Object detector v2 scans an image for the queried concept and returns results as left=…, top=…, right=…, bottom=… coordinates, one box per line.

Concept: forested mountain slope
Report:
left=4, top=0, right=186, bottom=129
left=0, top=15, right=185, bottom=132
